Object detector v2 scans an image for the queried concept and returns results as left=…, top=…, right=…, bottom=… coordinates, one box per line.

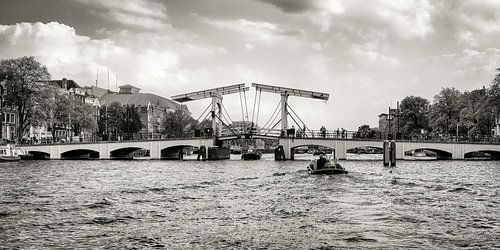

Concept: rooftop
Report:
left=100, top=92, right=180, bottom=110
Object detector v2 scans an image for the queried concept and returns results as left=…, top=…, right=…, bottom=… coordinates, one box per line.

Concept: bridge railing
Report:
left=18, top=132, right=210, bottom=146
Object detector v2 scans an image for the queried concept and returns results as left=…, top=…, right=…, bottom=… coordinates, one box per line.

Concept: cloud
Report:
left=350, top=42, right=400, bottom=66
left=258, top=0, right=317, bottom=13
left=204, top=18, right=303, bottom=44
left=437, top=0, right=500, bottom=46
left=260, top=0, right=434, bottom=40
left=71, top=0, right=168, bottom=30
left=0, top=22, right=179, bottom=93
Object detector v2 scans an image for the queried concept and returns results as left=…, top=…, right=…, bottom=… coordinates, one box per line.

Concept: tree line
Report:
left=356, top=69, right=500, bottom=141
left=0, top=56, right=201, bottom=143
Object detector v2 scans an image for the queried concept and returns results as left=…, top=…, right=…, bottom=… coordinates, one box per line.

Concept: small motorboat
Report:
left=308, top=156, right=348, bottom=175
left=241, top=148, right=262, bottom=160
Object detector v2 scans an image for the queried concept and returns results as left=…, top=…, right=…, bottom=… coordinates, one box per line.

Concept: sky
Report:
left=0, top=0, right=499, bottom=131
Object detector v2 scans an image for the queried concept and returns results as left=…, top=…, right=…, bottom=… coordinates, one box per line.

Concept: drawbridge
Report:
left=171, top=83, right=329, bottom=141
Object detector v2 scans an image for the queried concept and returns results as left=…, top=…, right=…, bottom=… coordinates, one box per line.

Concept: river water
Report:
left=1, top=154, right=499, bottom=249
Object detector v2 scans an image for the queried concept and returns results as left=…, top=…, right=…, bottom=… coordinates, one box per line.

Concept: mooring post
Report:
left=383, top=140, right=396, bottom=166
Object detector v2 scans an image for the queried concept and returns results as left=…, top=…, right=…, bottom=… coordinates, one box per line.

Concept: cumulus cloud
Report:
left=350, top=42, right=400, bottom=66
left=204, top=18, right=303, bottom=44
left=258, top=0, right=317, bottom=13
left=0, top=22, right=179, bottom=93
left=437, top=0, right=500, bottom=46
left=71, top=0, right=168, bottom=30
left=260, top=0, right=434, bottom=40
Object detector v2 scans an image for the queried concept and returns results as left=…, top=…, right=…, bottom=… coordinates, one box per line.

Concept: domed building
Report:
left=100, top=84, right=182, bottom=134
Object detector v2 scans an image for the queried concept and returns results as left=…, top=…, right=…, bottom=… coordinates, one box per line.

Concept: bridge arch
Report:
left=26, top=151, right=50, bottom=160
left=110, top=147, right=150, bottom=159
left=464, top=150, right=500, bottom=160
left=161, top=144, right=199, bottom=160
left=61, top=149, right=99, bottom=160
left=403, top=148, right=452, bottom=159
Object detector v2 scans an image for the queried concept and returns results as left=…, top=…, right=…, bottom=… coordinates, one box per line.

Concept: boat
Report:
left=230, top=146, right=242, bottom=154
left=241, top=148, right=262, bottom=160
left=308, top=156, right=348, bottom=175
left=0, top=144, right=26, bottom=162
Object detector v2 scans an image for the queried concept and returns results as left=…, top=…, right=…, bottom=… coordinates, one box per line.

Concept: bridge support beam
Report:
left=335, top=141, right=347, bottom=160
left=99, top=144, right=110, bottom=159
left=281, top=94, right=288, bottom=132
left=452, top=144, right=465, bottom=160
left=211, top=93, right=223, bottom=137
left=150, top=141, right=161, bottom=160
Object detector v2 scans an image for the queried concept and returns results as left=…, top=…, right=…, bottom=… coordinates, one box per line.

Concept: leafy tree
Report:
left=459, top=89, right=487, bottom=138
left=355, top=124, right=377, bottom=139
left=0, top=56, right=51, bottom=141
left=105, top=102, right=125, bottom=137
left=120, top=105, right=142, bottom=134
left=399, top=96, right=430, bottom=135
left=30, top=84, right=58, bottom=129
left=429, top=87, right=464, bottom=135
left=52, top=92, right=74, bottom=139
left=489, top=69, right=500, bottom=119
left=73, top=103, right=98, bottom=136
left=163, top=106, right=197, bottom=138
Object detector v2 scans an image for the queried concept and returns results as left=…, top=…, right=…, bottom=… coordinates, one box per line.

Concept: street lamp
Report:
left=387, top=106, right=393, bottom=140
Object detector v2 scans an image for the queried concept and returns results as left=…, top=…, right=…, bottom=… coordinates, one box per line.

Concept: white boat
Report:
left=308, top=154, right=348, bottom=175
left=0, top=144, right=27, bottom=162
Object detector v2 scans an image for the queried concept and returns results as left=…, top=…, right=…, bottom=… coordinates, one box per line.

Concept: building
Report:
left=99, top=84, right=181, bottom=134
left=227, top=121, right=257, bottom=135
left=29, top=78, right=101, bottom=142
left=378, top=108, right=400, bottom=139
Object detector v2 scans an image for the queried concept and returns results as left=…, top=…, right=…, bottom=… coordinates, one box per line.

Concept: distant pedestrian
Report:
left=320, top=126, right=326, bottom=138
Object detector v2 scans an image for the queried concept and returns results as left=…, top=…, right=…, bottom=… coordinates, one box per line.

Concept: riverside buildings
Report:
left=100, top=84, right=181, bottom=134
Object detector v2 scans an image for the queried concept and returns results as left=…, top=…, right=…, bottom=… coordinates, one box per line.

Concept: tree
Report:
left=399, top=96, right=430, bottom=135
left=429, top=87, right=463, bottom=135
left=73, top=103, right=98, bottom=137
left=55, top=93, right=74, bottom=137
left=459, top=89, right=488, bottom=138
left=163, top=106, right=197, bottom=138
left=30, top=84, right=58, bottom=129
left=106, top=102, right=125, bottom=138
left=120, top=105, right=142, bottom=134
left=0, top=56, right=51, bottom=141
left=355, top=124, right=377, bottom=139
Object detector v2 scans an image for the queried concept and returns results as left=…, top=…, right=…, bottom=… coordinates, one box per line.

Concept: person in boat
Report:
left=317, top=153, right=328, bottom=170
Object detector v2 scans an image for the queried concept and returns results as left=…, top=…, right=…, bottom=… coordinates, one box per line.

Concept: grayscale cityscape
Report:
left=0, top=0, right=499, bottom=249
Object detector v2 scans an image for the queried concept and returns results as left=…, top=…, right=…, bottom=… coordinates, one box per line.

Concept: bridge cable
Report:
left=265, top=119, right=282, bottom=136
left=287, top=102, right=313, bottom=134
left=254, top=89, right=262, bottom=130
left=195, top=102, right=212, bottom=123
left=260, top=100, right=280, bottom=129
left=215, top=114, right=239, bottom=136
left=265, top=101, right=282, bottom=129
left=250, top=88, right=258, bottom=126
left=221, top=103, right=235, bottom=125
left=243, top=89, right=250, bottom=124
left=199, top=107, right=214, bottom=129
left=238, top=90, right=246, bottom=130
left=219, top=106, right=235, bottom=134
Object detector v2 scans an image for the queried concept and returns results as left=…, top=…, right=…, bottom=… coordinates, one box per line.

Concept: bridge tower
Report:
left=171, top=84, right=249, bottom=137
left=252, top=83, right=330, bottom=132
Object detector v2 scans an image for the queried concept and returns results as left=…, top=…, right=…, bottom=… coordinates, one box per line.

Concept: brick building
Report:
left=99, top=85, right=181, bottom=134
